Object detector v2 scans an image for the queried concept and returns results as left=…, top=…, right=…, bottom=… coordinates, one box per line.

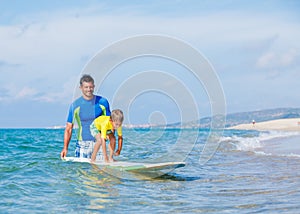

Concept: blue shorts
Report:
left=75, top=141, right=103, bottom=160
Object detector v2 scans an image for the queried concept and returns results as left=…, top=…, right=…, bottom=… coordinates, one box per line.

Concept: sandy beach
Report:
left=227, top=118, right=300, bottom=132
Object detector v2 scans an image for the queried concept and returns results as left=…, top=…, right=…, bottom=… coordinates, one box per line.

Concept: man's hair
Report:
left=111, top=109, right=124, bottom=123
left=80, top=74, right=94, bottom=86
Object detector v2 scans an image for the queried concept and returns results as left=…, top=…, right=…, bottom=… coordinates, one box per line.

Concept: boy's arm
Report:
left=101, top=136, right=109, bottom=162
left=114, top=136, right=123, bottom=156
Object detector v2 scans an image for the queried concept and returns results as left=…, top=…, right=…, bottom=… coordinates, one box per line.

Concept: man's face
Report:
left=80, top=81, right=95, bottom=99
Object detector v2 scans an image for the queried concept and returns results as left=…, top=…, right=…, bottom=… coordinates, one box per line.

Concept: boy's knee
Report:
left=108, top=133, right=116, bottom=141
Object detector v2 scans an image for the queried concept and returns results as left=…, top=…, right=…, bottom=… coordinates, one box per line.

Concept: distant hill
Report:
left=165, top=107, right=300, bottom=128
left=224, top=107, right=300, bottom=127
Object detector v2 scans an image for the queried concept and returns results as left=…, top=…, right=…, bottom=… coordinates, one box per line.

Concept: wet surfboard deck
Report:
left=63, top=157, right=185, bottom=172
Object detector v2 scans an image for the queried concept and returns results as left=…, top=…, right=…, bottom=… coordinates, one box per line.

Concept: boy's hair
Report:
left=111, top=109, right=124, bottom=123
left=80, top=74, right=94, bottom=86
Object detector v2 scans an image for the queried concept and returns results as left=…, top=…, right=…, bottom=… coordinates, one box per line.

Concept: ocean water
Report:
left=1, top=128, right=300, bottom=213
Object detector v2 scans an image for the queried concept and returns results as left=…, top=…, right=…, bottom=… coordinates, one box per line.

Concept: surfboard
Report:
left=63, top=157, right=185, bottom=172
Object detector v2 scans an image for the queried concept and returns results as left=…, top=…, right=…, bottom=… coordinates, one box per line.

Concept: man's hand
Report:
left=60, top=148, right=68, bottom=159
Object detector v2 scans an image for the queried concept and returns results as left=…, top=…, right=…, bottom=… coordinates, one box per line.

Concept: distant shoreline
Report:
left=227, top=118, right=300, bottom=132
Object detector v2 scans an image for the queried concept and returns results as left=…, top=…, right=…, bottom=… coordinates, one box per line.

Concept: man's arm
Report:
left=60, top=122, right=73, bottom=158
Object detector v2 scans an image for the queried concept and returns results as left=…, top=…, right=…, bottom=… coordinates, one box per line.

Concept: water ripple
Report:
left=1, top=128, right=300, bottom=213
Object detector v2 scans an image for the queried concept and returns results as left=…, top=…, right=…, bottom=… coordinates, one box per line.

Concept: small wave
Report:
left=254, top=151, right=300, bottom=158
left=220, top=130, right=300, bottom=158
left=219, top=135, right=262, bottom=152
left=257, top=130, right=300, bottom=141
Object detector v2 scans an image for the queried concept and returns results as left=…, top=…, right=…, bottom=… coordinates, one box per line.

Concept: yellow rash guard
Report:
left=90, top=116, right=122, bottom=139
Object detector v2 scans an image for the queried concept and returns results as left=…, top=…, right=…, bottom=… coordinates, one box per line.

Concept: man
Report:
left=60, top=74, right=114, bottom=159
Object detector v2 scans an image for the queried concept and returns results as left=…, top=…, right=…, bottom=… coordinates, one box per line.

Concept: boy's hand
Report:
left=114, top=150, right=120, bottom=156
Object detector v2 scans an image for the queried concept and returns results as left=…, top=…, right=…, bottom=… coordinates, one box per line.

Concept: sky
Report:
left=0, top=0, right=299, bottom=128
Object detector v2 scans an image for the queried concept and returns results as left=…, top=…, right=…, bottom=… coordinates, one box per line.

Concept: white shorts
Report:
left=75, top=141, right=103, bottom=160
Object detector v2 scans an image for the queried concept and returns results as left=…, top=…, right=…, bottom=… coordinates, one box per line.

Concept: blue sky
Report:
left=0, top=0, right=299, bottom=128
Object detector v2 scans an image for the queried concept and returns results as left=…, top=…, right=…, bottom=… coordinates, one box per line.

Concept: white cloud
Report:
left=34, top=76, right=78, bottom=103
left=0, top=84, right=37, bottom=101
left=1, top=9, right=298, bottom=63
left=256, top=52, right=275, bottom=68
left=256, top=48, right=298, bottom=69
left=16, top=86, right=37, bottom=99
left=0, top=4, right=299, bottom=115
left=280, top=49, right=297, bottom=66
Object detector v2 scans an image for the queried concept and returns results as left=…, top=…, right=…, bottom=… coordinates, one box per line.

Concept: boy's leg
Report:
left=91, top=134, right=101, bottom=162
left=107, top=132, right=116, bottom=161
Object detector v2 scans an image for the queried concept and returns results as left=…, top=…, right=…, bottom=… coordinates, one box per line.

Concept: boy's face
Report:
left=112, top=121, right=122, bottom=129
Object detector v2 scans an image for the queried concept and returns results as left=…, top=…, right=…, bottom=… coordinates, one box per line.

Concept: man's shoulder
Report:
left=71, top=96, right=84, bottom=106
left=95, top=95, right=109, bottom=103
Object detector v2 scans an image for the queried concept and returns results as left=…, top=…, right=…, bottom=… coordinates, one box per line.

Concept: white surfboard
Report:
left=63, top=157, right=185, bottom=172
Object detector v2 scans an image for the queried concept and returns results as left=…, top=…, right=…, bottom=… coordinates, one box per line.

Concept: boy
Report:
left=90, top=109, right=124, bottom=163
